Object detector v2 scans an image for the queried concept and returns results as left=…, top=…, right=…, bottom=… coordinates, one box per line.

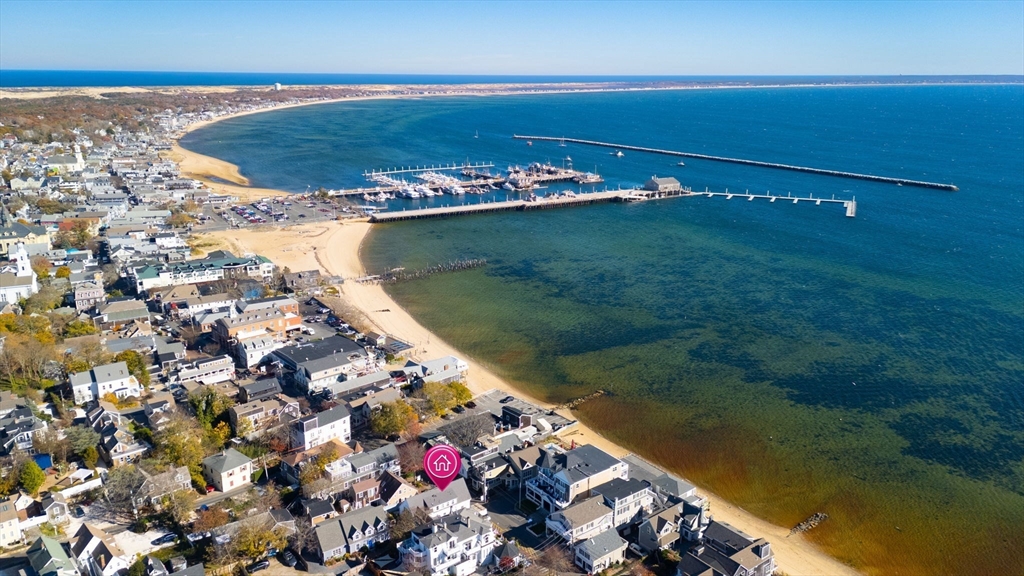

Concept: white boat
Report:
left=415, top=184, right=435, bottom=197
left=503, top=182, right=517, bottom=191
left=445, top=185, right=466, bottom=195
left=474, top=130, right=479, bottom=139
left=612, top=150, right=624, bottom=157
left=677, top=161, right=685, bottom=166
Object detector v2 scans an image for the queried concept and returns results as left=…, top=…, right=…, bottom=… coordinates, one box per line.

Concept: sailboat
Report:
left=559, top=138, right=566, bottom=147
left=474, top=130, right=479, bottom=139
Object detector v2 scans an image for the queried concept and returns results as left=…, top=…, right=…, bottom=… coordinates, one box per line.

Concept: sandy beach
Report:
left=204, top=221, right=858, bottom=576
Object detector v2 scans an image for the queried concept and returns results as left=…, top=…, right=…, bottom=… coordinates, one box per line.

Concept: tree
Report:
left=167, top=213, right=195, bottom=228
left=114, top=350, right=150, bottom=387
left=82, top=446, right=99, bottom=469
left=154, top=413, right=205, bottom=468
left=19, top=457, right=45, bottom=494
left=65, top=424, right=101, bottom=455
left=20, top=460, right=46, bottom=495
left=127, top=558, right=147, bottom=576
left=102, top=466, right=147, bottom=522
left=32, top=428, right=71, bottom=464
left=441, top=413, right=494, bottom=448
left=193, top=506, right=230, bottom=532
left=422, top=382, right=456, bottom=416
left=234, top=415, right=254, bottom=438
left=233, top=518, right=288, bottom=561
left=449, top=382, right=472, bottom=406
left=371, top=400, right=418, bottom=438
left=63, top=320, right=97, bottom=338
left=188, top=387, right=232, bottom=430
left=290, top=516, right=315, bottom=555
left=397, top=441, right=426, bottom=477
left=30, top=255, right=52, bottom=279
left=181, top=200, right=200, bottom=214
left=390, top=509, right=418, bottom=541
left=54, top=266, right=71, bottom=279
left=163, top=489, right=198, bottom=527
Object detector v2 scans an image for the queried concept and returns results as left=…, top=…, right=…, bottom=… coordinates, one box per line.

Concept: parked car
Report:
left=206, top=485, right=215, bottom=494
left=246, top=560, right=270, bottom=573
left=500, top=396, right=515, bottom=404
left=279, top=549, right=297, bottom=567
left=151, top=533, right=177, bottom=546
left=453, top=405, right=465, bottom=413
left=72, top=506, right=85, bottom=518
left=465, top=401, right=477, bottom=409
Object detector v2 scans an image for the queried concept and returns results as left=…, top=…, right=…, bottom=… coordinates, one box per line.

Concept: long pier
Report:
left=513, top=135, right=959, bottom=191
left=370, top=188, right=856, bottom=222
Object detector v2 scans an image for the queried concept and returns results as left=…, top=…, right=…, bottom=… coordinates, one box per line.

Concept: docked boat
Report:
left=414, top=184, right=435, bottom=197
left=502, top=181, right=517, bottom=191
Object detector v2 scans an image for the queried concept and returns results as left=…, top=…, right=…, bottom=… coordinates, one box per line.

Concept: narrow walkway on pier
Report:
left=513, top=135, right=959, bottom=191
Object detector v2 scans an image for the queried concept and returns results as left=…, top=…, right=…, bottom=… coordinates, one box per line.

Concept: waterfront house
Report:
left=403, top=356, right=468, bottom=385
left=273, top=336, right=369, bottom=394
left=201, top=448, right=253, bottom=492
left=676, top=521, right=775, bottom=576
left=574, top=527, right=627, bottom=573
left=591, top=478, right=655, bottom=529
left=525, top=444, right=628, bottom=511
left=545, top=496, right=614, bottom=545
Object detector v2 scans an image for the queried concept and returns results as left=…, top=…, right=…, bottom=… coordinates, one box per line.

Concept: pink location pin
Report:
left=423, top=444, right=461, bottom=491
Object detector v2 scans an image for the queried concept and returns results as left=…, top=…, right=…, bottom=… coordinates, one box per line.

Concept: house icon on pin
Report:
left=433, top=454, right=452, bottom=473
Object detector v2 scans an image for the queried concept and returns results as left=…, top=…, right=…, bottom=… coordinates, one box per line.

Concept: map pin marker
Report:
left=423, top=444, right=461, bottom=491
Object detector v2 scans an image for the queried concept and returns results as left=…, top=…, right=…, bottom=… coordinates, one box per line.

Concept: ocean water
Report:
left=181, top=86, right=1024, bottom=575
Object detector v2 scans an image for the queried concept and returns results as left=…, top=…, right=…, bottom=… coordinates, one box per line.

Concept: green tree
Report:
left=128, top=558, right=146, bottom=576
left=82, top=446, right=99, bottom=469
left=19, top=460, right=45, bottom=495
left=114, top=350, right=150, bottom=387
left=54, top=266, right=71, bottom=279
left=370, top=400, right=417, bottom=438
left=163, top=489, right=198, bottom=527
left=188, top=387, right=232, bottom=430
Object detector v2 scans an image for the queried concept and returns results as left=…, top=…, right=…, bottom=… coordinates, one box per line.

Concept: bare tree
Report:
left=441, top=413, right=495, bottom=448
left=397, top=441, right=425, bottom=477
left=100, top=466, right=147, bottom=522
left=290, top=516, right=315, bottom=555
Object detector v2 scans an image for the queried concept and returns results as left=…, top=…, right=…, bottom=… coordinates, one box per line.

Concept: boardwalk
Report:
left=513, top=135, right=959, bottom=191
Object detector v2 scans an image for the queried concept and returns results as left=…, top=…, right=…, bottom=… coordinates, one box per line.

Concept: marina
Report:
left=513, top=135, right=960, bottom=191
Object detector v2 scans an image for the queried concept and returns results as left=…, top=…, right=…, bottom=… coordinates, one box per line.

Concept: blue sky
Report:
left=0, top=1, right=1021, bottom=75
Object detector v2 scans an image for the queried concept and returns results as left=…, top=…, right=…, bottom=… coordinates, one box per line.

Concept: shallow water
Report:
left=183, top=85, right=1024, bottom=575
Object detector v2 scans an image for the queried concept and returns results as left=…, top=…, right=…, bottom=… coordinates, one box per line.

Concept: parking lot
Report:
left=469, top=389, right=576, bottom=431
left=195, top=197, right=357, bottom=233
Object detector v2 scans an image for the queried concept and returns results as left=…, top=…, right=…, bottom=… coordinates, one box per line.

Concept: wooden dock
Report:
left=369, top=188, right=857, bottom=223
left=513, top=135, right=959, bottom=191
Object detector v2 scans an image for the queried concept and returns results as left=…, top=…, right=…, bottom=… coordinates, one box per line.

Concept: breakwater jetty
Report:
left=356, top=258, right=487, bottom=284
left=369, top=187, right=856, bottom=222
left=513, top=135, right=959, bottom=191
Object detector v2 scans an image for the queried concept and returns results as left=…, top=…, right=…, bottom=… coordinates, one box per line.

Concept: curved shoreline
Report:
left=201, top=223, right=859, bottom=576
left=186, top=89, right=861, bottom=576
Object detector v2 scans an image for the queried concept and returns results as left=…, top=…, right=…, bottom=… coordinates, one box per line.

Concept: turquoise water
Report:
left=182, top=86, right=1024, bottom=575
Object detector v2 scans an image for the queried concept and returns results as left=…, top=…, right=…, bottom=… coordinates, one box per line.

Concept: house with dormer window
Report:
left=398, top=509, right=499, bottom=576
left=314, top=506, right=390, bottom=563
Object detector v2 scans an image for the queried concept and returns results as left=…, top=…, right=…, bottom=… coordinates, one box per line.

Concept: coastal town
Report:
left=0, top=89, right=787, bottom=576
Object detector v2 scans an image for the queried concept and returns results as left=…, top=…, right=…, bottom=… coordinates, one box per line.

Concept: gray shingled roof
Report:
left=576, top=528, right=626, bottom=560
left=202, top=448, right=251, bottom=473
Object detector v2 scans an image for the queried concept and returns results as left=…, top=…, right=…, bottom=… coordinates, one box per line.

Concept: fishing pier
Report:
left=513, top=135, right=959, bottom=191
left=369, top=187, right=857, bottom=222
